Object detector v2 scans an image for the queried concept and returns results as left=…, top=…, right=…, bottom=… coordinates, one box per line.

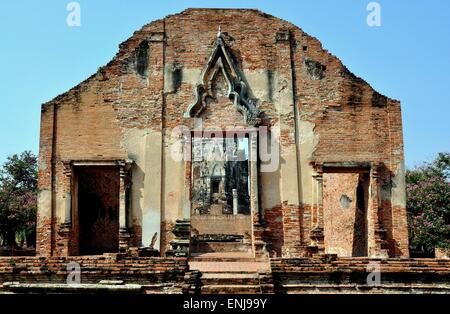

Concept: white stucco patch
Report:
left=164, top=65, right=201, bottom=93
left=37, top=189, right=52, bottom=218
left=162, top=147, right=185, bottom=221
left=391, top=161, right=406, bottom=207
left=245, top=70, right=271, bottom=102
left=142, top=210, right=161, bottom=250
left=298, top=120, right=320, bottom=204
left=260, top=170, right=281, bottom=209
left=280, top=151, right=300, bottom=205
left=123, top=128, right=162, bottom=247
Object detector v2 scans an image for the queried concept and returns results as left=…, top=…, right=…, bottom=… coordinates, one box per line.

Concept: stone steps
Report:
left=187, top=254, right=274, bottom=294
left=201, top=284, right=262, bottom=294
left=190, top=241, right=252, bottom=254
left=189, top=251, right=255, bottom=260
left=189, top=260, right=270, bottom=272
left=200, top=272, right=260, bottom=285
left=197, top=270, right=273, bottom=294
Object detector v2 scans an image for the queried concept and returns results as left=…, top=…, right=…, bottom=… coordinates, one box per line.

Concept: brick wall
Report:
left=271, top=258, right=450, bottom=293
left=0, top=256, right=188, bottom=290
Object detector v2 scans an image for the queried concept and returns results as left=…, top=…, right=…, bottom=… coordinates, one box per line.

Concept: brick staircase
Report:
left=190, top=241, right=252, bottom=253
left=187, top=254, right=274, bottom=294
left=190, top=234, right=252, bottom=255
left=198, top=272, right=269, bottom=294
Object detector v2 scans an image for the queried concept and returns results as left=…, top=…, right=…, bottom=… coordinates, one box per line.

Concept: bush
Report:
left=0, top=151, right=37, bottom=248
left=407, top=153, right=450, bottom=254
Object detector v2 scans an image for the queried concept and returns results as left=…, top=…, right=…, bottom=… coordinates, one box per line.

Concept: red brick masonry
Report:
left=1, top=256, right=449, bottom=294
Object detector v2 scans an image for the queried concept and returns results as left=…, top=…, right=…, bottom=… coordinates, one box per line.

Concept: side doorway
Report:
left=74, top=166, right=120, bottom=255
left=323, top=171, right=369, bottom=257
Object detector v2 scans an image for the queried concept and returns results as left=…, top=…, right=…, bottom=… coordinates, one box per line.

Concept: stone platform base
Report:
left=0, top=255, right=188, bottom=294
left=271, top=257, right=450, bottom=294
left=1, top=255, right=450, bottom=294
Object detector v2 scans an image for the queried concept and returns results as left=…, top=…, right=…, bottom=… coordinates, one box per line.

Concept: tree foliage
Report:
left=0, top=151, right=37, bottom=247
left=407, top=153, right=450, bottom=254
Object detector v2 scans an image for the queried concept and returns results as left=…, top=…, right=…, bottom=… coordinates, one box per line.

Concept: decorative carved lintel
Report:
left=184, top=32, right=261, bottom=126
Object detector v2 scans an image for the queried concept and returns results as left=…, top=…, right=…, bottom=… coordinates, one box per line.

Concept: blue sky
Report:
left=0, top=0, right=449, bottom=168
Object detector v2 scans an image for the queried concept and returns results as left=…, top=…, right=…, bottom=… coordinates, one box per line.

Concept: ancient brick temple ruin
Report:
left=2, top=9, right=447, bottom=294
left=35, top=8, right=410, bottom=260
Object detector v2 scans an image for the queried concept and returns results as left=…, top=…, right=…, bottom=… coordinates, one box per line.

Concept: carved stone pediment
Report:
left=184, top=31, right=261, bottom=126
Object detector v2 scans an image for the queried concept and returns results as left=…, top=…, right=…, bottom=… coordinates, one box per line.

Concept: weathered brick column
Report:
left=368, top=163, right=388, bottom=258
left=55, top=161, right=73, bottom=256
left=36, top=103, right=56, bottom=257
left=310, top=166, right=325, bottom=253
left=61, top=161, right=72, bottom=227
left=274, top=30, right=304, bottom=257
left=182, top=134, right=192, bottom=220
left=249, top=129, right=269, bottom=258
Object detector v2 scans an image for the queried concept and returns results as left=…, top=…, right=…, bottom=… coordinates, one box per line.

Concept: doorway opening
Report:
left=190, top=133, right=252, bottom=255
left=323, top=172, right=369, bottom=257
left=76, top=166, right=119, bottom=255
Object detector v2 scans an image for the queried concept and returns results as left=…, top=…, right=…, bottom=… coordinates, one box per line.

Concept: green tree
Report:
left=407, top=153, right=450, bottom=255
left=0, top=151, right=37, bottom=248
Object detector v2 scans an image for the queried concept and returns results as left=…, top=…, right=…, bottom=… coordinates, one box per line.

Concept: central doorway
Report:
left=190, top=134, right=252, bottom=256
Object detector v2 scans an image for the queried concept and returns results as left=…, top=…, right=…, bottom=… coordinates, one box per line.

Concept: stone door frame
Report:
left=311, top=161, right=388, bottom=258
left=59, top=159, right=133, bottom=256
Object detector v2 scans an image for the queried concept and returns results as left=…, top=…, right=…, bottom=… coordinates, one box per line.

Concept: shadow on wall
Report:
left=324, top=172, right=368, bottom=257
left=130, top=162, right=144, bottom=247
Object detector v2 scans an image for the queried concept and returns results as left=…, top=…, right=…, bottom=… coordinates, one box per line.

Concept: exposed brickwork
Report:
left=391, top=205, right=409, bottom=256
left=130, top=220, right=143, bottom=247
left=0, top=256, right=188, bottom=293
left=35, top=217, right=53, bottom=256
left=264, top=205, right=284, bottom=257
left=1, top=256, right=449, bottom=294
left=281, top=204, right=303, bottom=256
left=271, top=258, right=450, bottom=293
left=160, top=220, right=175, bottom=256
